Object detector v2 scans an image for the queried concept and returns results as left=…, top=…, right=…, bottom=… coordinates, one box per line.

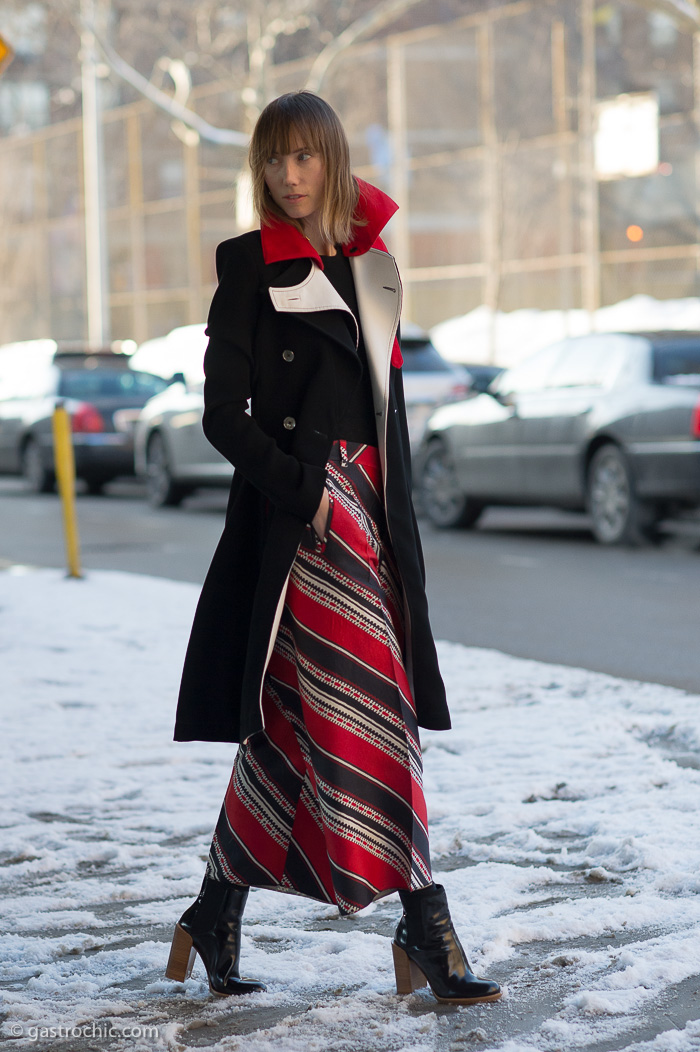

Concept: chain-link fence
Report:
left=1, top=0, right=698, bottom=352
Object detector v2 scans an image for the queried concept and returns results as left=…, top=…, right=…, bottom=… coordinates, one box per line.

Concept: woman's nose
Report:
left=282, top=161, right=299, bottom=185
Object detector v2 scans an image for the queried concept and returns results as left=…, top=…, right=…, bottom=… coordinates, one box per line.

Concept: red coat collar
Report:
left=260, top=178, right=398, bottom=268
left=259, top=178, right=403, bottom=369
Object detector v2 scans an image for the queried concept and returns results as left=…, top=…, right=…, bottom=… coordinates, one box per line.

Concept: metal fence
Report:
left=1, top=0, right=699, bottom=350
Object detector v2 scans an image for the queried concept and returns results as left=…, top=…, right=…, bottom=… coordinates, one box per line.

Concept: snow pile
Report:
left=1, top=568, right=700, bottom=1051
left=431, top=295, right=700, bottom=368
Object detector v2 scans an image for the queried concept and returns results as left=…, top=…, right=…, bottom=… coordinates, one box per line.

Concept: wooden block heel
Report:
left=165, top=922, right=197, bottom=982
left=392, top=941, right=427, bottom=995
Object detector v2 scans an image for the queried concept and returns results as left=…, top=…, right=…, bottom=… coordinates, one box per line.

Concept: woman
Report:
left=165, top=91, right=500, bottom=1006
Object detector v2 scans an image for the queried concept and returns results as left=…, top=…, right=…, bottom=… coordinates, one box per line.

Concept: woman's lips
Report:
left=284, top=194, right=305, bottom=201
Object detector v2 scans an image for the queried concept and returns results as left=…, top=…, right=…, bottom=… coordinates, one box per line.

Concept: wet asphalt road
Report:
left=2, top=475, right=699, bottom=694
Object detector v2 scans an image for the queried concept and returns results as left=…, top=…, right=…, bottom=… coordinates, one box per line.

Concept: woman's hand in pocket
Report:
left=311, top=487, right=331, bottom=543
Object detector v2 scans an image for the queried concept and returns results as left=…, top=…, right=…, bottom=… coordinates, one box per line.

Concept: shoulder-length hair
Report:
left=249, top=91, right=362, bottom=247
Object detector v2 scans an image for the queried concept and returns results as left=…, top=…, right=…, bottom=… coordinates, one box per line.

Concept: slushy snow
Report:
left=1, top=568, right=700, bottom=1051
left=431, top=294, right=700, bottom=367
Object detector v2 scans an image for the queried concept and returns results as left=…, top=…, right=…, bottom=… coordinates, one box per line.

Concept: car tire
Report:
left=421, top=440, right=484, bottom=529
left=146, top=433, right=186, bottom=507
left=22, top=438, right=55, bottom=494
left=587, top=443, right=657, bottom=546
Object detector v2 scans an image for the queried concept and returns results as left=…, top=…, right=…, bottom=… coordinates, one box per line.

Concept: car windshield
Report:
left=651, top=341, right=700, bottom=387
left=57, top=369, right=169, bottom=399
left=401, top=339, right=452, bottom=373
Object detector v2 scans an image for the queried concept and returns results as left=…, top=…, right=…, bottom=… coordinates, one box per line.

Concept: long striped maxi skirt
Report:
left=208, top=439, right=432, bottom=915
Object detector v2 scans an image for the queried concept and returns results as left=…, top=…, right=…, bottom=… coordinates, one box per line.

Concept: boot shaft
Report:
left=180, top=874, right=249, bottom=937
left=400, top=883, right=452, bottom=947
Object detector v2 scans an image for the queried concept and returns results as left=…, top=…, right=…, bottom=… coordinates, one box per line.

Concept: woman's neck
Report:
left=302, top=216, right=335, bottom=257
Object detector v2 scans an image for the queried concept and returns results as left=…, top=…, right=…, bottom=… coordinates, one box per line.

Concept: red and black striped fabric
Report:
left=208, top=440, right=432, bottom=915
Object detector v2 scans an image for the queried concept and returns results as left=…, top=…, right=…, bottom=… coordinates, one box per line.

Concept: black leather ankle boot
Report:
left=165, top=874, right=266, bottom=996
left=392, top=883, right=501, bottom=1004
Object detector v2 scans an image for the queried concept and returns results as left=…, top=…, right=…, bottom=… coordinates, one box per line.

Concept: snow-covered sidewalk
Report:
left=1, top=568, right=700, bottom=1052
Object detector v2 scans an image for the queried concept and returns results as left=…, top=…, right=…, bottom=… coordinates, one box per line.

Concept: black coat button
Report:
left=282, top=349, right=295, bottom=362
left=283, top=416, right=296, bottom=430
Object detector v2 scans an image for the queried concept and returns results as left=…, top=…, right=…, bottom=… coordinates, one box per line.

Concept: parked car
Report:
left=134, top=321, right=468, bottom=507
left=459, top=363, right=504, bottom=395
left=133, top=325, right=233, bottom=507
left=419, top=331, right=700, bottom=545
left=0, top=341, right=169, bottom=493
left=400, top=322, right=470, bottom=450
left=134, top=376, right=234, bottom=507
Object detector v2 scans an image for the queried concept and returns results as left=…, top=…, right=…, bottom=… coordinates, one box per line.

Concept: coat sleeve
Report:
left=201, top=237, right=327, bottom=523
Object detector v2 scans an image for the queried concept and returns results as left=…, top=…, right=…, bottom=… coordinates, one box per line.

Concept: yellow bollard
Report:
left=52, top=404, right=83, bottom=579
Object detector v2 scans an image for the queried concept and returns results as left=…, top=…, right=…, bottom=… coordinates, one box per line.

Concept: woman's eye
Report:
left=298, top=152, right=311, bottom=161
left=267, top=157, right=278, bottom=165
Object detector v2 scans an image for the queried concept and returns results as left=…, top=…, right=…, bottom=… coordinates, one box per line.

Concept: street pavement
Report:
left=1, top=476, right=699, bottom=692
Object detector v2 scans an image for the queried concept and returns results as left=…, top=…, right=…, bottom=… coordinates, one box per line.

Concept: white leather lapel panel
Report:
left=269, top=263, right=358, bottom=346
left=350, top=248, right=402, bottom=472
left=269, top=263, right=358, bottom=339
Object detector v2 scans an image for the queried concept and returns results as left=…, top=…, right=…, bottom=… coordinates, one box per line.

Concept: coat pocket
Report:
left=306, top=490, right=334, bottom=555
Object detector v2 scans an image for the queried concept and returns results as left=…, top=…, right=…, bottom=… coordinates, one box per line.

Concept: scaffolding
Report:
left=1, top=0, right=699, bottom=350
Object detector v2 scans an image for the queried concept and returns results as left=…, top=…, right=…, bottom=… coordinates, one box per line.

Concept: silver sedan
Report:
left=132, top=325, right=232, bottom=506
left=420, top=331, right=700, bottom=545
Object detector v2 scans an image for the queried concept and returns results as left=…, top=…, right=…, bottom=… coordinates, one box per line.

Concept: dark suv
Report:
left=0, top=342, right=169, bottom=493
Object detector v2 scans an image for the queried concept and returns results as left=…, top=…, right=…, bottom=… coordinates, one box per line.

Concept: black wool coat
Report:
left=175, top=191, right=449, bottom=744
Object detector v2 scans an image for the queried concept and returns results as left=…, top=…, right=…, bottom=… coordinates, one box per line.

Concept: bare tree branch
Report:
left=87, top=20, right=250, bottom=145
left=52, top=0, right=435, bottom=147
left=304, top=0, right=427, bottom=92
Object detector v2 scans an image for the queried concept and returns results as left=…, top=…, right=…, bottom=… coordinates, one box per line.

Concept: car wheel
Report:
left=22, top=439, right=55, bottom=494
left=587, top=444, right=657, bottom=546
left=84, top=477, right=108, bottom=496
left=146, top=433, right=185, bottom=507
left=421, top=440, right=484, bottom=529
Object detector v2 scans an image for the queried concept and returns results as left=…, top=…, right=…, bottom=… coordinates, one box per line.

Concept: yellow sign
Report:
left=0, top=34, right=15, bottom=77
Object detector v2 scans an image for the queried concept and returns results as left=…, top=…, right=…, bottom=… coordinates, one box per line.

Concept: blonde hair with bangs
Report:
left=249, top=91, right=362, bottom=247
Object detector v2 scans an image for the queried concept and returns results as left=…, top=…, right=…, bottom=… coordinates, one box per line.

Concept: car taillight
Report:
left=71, top=402, right=105, bottom=433
left=692, top=400, right=700, bottom=439
left=448, top=382, right=469, bottom=401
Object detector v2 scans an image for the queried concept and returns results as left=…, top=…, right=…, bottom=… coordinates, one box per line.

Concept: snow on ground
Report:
left=431, top=294, right=700, bottom=368
left=1, top=568, right=700, bottom=1052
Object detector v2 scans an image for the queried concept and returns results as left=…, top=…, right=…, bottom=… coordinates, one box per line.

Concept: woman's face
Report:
left=264, top=134, right=325, bottom=228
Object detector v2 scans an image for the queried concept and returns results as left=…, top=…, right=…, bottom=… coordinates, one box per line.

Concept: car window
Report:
left=493, top=343, right=565, bottom=395
left=652, top=340, right=700, bottom=386
left=401, top=339, right=452, bottom=373
left=546, top=335, right=629, bottom=389
left=57, top=369, right=170, bottom=399
left=468, top=365, right=503, bottom=386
